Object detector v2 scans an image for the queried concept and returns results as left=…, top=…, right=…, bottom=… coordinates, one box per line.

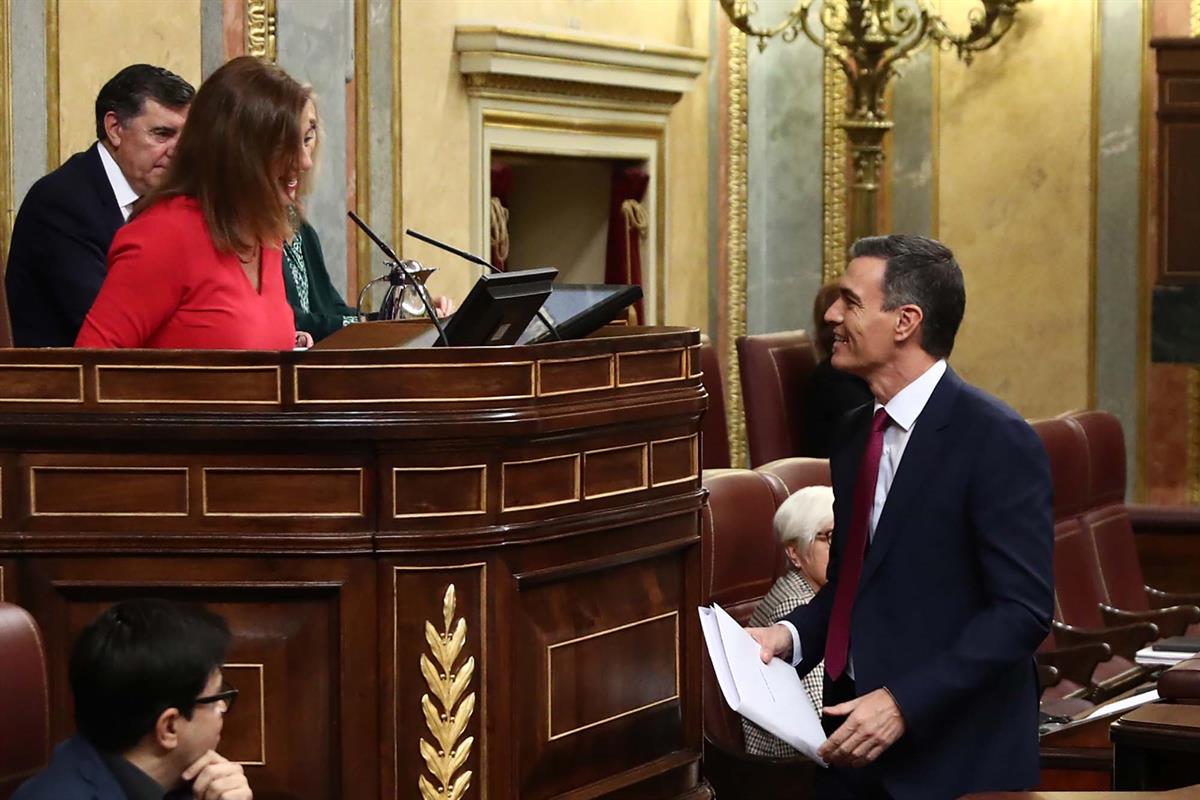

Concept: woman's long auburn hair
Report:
left=144, top=56, right=312, bottom=254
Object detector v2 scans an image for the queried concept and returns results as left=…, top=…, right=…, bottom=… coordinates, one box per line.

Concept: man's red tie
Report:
left=824, top=407, right=891, bottom=680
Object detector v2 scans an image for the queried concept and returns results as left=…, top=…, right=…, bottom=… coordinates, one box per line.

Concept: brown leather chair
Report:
left=736, top=330, right=818, bottom=467
left=1032, top=417, right=1156, bottom=700
left=699, top=336, right=731, bottom=470
left=700, top=469, right=814, bottom=797
left=755, top=456, right=832, bottom=499
left=0, top=603, right=50, bottom=799
left=1066, top=410, right=1200, bottom=635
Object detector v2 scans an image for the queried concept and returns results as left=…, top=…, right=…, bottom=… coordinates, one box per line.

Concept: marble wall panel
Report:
left=277, top=0, right=352, bottom=298
left=745, top=0, right=823, bottom=336
left=10, top=0, right=47, bottom=204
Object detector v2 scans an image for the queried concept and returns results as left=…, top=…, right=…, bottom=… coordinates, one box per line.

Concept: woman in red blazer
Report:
left=76, top=57, right=315, bottom=350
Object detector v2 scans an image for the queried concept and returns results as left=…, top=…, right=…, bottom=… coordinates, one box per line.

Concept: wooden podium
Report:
left=0, top=326, right=710, bottom=800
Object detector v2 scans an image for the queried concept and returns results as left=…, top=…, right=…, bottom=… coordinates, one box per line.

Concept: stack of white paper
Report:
left=1136, top=646, right=1194, bottom=667
left=699, top=604, right=827, bottom=765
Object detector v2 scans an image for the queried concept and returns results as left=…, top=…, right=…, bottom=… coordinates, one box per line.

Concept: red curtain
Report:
left=605, top=165, right=649, bottom=324
left=490, top=159, right=513, bottom=271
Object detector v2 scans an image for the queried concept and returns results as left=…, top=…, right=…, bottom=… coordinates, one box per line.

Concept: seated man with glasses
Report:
left=742, top=485, right=835, bottom=757
left=13, top=598, right=252, bottom=800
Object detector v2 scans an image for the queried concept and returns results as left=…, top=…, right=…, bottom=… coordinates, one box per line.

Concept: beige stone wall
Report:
left=56, top=0, right=202, bottom=163
left=399, top=0, right=710, bottom=329
left=935, top=0, right=1095, bottom=418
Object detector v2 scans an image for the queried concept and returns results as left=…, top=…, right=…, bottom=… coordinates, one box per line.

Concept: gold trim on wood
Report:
left=650, top=434, right=700, bottom=488
left=725, top=26, right=749, bottom=469
left=1189, top=369, right=1200, bottom=504
left=244, top=0, right=276, bottom=62
left=45, top=0, right=58, bottom=169
left=418, top=584, right=477, bottom=800
left=392, top=465, right=488, bottom=519
left=95, top=364, right=282, bottom=405
left=200, top=467, right=364, bottom=517
left=500, top=453, right=581, bottom=512
left=0, top=364, right=84, bottom=403
left=222, top=662, right=267, bottom=766
left=292, top=362, right=536, bottom=404
left=29, top=465, right=190, bottom=517
left=393, top=564, right=488, bottom=800
left=546, top=610, right=680, bottom=741
left=534, top=354, right=615, bottom=397
left=1192, top=0, right=1200, bottom=37
left=0, top=0, right=12, bottom=265
left=582, top=443, right=649, bottom=500
left=354, top=0, right=370, bottom=291
left=0, top=565, right=4, bottom=602
left=821, top=4, right=848, bottom=284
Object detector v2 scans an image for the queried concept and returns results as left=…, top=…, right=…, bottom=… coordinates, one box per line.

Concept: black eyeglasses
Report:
left=193, top=683, right=239, bottom=714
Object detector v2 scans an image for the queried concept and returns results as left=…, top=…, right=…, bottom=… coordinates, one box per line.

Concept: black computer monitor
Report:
left=437, top=267, right=557, bottom=347
left=517, top=283, right=643, bottom=345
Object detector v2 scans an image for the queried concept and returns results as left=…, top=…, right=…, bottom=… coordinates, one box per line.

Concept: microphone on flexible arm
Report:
left=404, top=228, right=562, bottom=341
left=347, top=211, right=450, bottom=347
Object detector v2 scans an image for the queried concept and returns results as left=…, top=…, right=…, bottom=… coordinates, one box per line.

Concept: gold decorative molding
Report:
left=354, top=0, right=370, bottom=291
left=725, top=26, right=749, bottom=469
left=1192, top=0, right=1200, bottom=37
left=1189, top=369, right=1200, bottom=504
left=244, top=0, right=276, bottom=62
left=45, top=0, right=58, bottom=169
left=0, top=565, right=5, bottom=602
left=463, top=73, right=679, bottom=108
left=419, top=585, right=476, bottom=800
left=392, top=0, right=402, bottom=254
left=0, top=0, right=12, bottom=266
left=821, top=4, right=848, bottom=284
left=221, top=663, right=267, bottom=765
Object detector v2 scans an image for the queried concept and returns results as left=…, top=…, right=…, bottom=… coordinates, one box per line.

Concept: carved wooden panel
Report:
left=1155, top=40, right=1200, bottom=283
left=392, top=465, right=487, bottom=519
left=616, top=349, right=687, bottom=387
left=502, top=454, right=580, bottom=512
left=293, top=362, right=535, bottom=403
left=202, top=468, right=363, bottom=517
left=536, top=355, right=614, bottom=396
left=514, top=552, right=688, bottom=799
left=651, top=435, right=699, bottom=487
left=24, top=559, right=376, bottom=800
left=0, top=365, right=83, bottom=403
left=95, top=365, right=282, bottom=405
left=30, top=466, right=189, bottom=516
left=582, top=444, right=648, bottom=499
left=547, top=611, right=678, bottom=739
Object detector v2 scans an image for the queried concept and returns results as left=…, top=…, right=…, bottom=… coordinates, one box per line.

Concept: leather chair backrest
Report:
left=699, top=336, right=731, bottom=470
left=1030, top=417, right=1090, bottom=522
left=701, top=468, right=787, bottom=753
left=755, top=458, right=831, bottom=579
left=1067, top=411, right=1150, bottom=611
left=0, top=603, right=50, bottom=797
left=1053, top=518, right=1110, bottom=629
left=736, top=331, right=818, bottom=468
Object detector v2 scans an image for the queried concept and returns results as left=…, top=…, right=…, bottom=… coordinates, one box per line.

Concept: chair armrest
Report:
left=1128, top=504, right=1200, bottom=537
left=1101, top=603, right=1200, bottom=638
left=1037, top=642, right=1113, bottom=688
left=1146, top=586, right=1200, bottom=610
left=1052, top=619, right=1159, bottom=660
left=1036, top=663, right=1061, bottom=691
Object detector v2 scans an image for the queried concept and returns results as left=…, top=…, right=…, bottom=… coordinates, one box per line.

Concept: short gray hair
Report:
left=773, top=485, right=835, bottom=552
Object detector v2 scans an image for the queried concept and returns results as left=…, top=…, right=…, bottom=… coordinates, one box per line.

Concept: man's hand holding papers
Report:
left=699, top=604, right=827, bottom=765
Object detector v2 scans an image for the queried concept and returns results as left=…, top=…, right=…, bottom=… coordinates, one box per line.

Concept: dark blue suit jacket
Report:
left=783, top=367, right=1054, bottom=800
left=11, top=736, right=127, bottom=800
left=5, top=143, right=125, bottom=347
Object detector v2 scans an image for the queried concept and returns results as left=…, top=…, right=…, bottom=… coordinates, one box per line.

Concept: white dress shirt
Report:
left=780, top=359, right=948, bottom=670
left=96, top=142, right=139, bottom=221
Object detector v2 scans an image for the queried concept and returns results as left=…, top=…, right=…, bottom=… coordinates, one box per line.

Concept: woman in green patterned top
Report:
left=281, top=219, right=360, bottom=342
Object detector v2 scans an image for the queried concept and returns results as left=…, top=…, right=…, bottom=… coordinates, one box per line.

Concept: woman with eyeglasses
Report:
left=741, top=484, right=835, bottom=758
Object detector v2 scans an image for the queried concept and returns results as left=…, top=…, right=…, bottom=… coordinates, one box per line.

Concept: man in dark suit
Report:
left=13, top=598, right=252, bottom=800
left=5, top=64, right=193, bottom=346
left=750, top=235, right=1054, bottom=799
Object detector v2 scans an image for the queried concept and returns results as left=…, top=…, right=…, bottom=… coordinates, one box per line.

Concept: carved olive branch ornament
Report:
left=418, top=584, right=476, bottom=800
